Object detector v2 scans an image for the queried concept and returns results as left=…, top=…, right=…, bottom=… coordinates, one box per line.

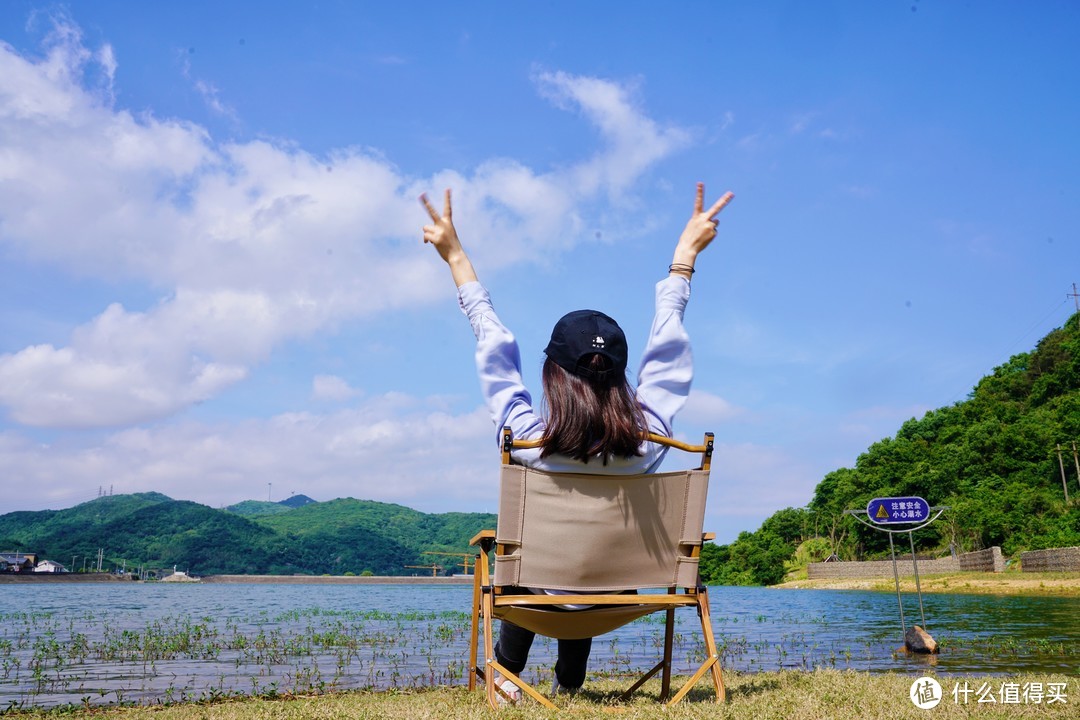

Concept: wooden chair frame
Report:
left=467, top=429, right=724, bottom=710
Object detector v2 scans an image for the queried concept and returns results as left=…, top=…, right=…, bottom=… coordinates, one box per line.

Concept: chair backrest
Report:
left=493, top=463, right=710, bottom=591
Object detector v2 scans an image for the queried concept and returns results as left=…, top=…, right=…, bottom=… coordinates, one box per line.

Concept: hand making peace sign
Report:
left=674, top=182, right=735, bottom=264
left=420, top=189, right=478, bottom=287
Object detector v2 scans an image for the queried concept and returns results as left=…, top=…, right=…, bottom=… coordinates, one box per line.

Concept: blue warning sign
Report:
left=866, top=496, right=930, bottom=524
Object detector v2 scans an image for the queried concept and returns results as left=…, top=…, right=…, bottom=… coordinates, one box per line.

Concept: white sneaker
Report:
left=495, top=674, right=522, bottom=705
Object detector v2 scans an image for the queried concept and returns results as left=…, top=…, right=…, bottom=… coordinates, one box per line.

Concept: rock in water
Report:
left=905, top=625, right=939, bottom=654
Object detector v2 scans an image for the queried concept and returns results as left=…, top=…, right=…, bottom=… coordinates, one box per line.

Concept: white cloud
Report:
left=735, top=132, right=764, bottom=151
left=790, top=112, right=844, bottom=141
left=312, top=374, right=360, bottom=402
left=178, top=53, right=239, bottom=122
left=533, top=70, right=692, bottom=197
left=711, top=441, right=817, bottom=517
left=0, top=20, right=689, bottom=428
left=0, top=395, right=498, bottom=513
left=0, top=340, right=246, bottom=428
left=96, top=44, right=116, bottom=94
left=790, top=111, right=816, bottom=135
left=194, top=78, right=237, bottom=120
left=681, top=389, right=743, bottom=425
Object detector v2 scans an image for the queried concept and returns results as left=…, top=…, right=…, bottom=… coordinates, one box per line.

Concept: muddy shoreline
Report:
left=773, top=571, right=1080, bottom=596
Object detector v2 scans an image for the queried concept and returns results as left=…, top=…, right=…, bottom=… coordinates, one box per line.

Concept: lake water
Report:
left=1, top=582, right=1077, bottom=709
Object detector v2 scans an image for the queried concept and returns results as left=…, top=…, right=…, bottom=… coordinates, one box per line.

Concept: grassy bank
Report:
left=774, top=571, right=1080, bottom=596
left=9, top=671, right=1077, bottom=719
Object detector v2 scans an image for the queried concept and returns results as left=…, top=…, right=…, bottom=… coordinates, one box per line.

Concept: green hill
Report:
left=227, top=494, right=317, bottom=517
left=250, top=498, right=494, bottom=575
left=701, top=312, right=1080, bottom=586
left=0, top=492, right=173, bottom=558
left=252, top=498, right=492, bottom=551
left=225, top=500, right=295, bottom=518
left=1, top=493, right=495, bottom=577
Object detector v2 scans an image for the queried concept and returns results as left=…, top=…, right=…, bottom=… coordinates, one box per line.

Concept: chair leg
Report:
left=480, top=586, right=500, bottom=708
left=620, top=658, right=664, bottom=701
left=697, top=587, right=726, bottom=702
left=667, top=590, right=725, bottom=705
left=661, top=606, right=675, bottom=700
left=468, top=568, right=481, bottom=691
left=478, top=597, right=555, bottom=709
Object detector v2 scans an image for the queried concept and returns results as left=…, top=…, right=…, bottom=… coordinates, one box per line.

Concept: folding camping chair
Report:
left=468, top=427, right=724, bottom=710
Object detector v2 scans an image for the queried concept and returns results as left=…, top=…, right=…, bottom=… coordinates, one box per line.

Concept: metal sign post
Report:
left=844, top=498, right=948, bottom=650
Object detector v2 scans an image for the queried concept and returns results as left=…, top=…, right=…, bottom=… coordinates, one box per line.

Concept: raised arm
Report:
left=420, top=188, right=478, bottom=287
left=668, top=182, right=734, bottom=280
left=635, top=182, right=735, bottom=441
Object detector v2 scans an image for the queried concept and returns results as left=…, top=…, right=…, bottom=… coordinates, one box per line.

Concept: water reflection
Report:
left=0, top=583, right=1075, bottom=708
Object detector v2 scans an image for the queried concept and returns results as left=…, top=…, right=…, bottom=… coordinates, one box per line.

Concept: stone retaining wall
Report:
left=1019, top=546, right=1080, bottom=572
left=957, top=546, right=1005, bottom=572
left=807, top=547, right=1008, bottom=579
left=0, top=573, right=133, bottom=583
left=808, top=556, right=959, bottom=580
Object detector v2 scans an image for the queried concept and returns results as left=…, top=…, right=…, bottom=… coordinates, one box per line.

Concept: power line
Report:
left=942, top=294, right=1071, bottom=407
left=996, top=297, right=1070, bottom=362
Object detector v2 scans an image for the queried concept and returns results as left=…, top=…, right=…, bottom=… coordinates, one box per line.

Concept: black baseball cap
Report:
left=544, top=310, right=628, bottom=385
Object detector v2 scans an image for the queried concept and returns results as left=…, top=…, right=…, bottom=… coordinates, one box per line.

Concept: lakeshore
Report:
left=0, top=573, right=473, bottom=584
left=203, top=574, right=473, bottom=584
left=774, top=571, right=1080, bottom=596
left=6, top=570, right=1078, bottom=594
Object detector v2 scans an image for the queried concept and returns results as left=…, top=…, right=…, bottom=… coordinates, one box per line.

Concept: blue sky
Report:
left=0, top=1, right=1077, bottom=543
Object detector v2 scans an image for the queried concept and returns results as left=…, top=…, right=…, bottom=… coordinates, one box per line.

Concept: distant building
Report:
left=162, top=569, right=200, bottom=583
left=33, top=560, right=68, bottom=573
left=0, top=553, right=37, bottom=572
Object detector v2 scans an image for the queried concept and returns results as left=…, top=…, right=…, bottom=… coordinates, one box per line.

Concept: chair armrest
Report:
left=470, top=530, right=496, bottom=546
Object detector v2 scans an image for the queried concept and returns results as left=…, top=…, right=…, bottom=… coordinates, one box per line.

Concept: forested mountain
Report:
left=701, top=312, right=1080, bottom=586
left=0, top=492, right=495, bottom=576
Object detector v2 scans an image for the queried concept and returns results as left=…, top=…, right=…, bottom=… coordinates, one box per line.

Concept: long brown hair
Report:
left=539, top=354, right=647, bottom=463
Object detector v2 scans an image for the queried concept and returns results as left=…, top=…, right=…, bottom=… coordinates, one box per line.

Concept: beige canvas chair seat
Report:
left=496, top=601, right=661, bottom=640
left=468, top=428, right=724, bottom=709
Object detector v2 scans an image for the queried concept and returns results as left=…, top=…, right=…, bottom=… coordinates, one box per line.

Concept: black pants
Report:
left=495, top=620, right=592, bottom=689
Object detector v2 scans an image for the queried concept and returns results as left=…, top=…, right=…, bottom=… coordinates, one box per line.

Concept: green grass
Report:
left=7, top=671, right=1077, bottom=719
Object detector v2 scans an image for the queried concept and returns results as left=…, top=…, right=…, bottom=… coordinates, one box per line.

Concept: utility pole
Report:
left=1070, top=283, right=1080, bottom=313
left=1073, top=442, right=1080, bottom=497
left=1057, top=444, right=1070, bottom=503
